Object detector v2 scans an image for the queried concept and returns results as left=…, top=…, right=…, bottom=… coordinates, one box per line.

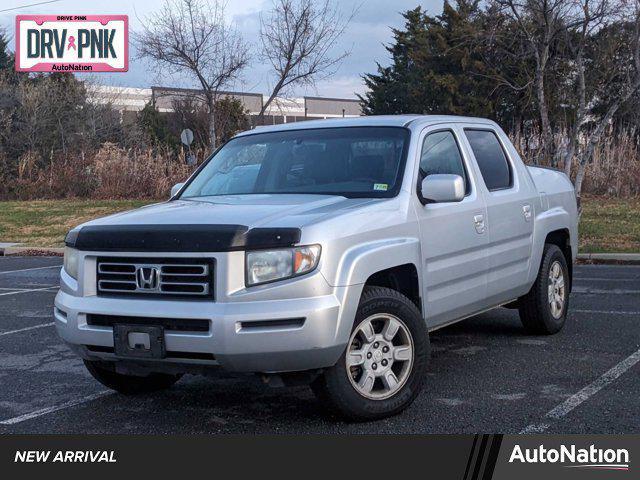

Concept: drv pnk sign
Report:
left=15, top=15, right=128, bottom=72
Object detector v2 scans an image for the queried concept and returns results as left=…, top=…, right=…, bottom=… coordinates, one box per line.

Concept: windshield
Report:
left=179, top=127, right=410, bottom=199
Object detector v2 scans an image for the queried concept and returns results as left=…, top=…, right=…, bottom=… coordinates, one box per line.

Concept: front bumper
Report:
left=54, top=286, right=358, bottom=373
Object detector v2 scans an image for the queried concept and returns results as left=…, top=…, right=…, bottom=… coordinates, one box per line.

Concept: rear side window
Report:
left=420, top=130, right=469, bottom=193
left=464, top=130, right=512, bottom=191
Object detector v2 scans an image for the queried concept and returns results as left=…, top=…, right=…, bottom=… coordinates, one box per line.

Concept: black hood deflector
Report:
left=65, top=224, right=302, bottom=252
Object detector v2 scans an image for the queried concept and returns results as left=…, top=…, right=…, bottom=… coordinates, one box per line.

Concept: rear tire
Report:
left=312, top=286, right=429, bottom=421
left=84, top=360, right=182, bottom=394
left=518, top=244, right=570, bottom=335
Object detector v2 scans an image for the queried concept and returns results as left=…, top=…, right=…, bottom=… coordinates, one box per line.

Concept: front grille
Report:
left=97, top=257, right=213, bottom=298
left=87, top=314, right=210, bottom=332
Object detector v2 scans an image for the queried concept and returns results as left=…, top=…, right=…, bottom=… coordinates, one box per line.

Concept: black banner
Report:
left=0, top=435, right=637, bottom=478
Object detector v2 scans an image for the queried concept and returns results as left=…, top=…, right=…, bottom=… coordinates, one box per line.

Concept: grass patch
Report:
left=0, top=196, right=638, bottom=253
left=0, top=199, right=152, bottom=248
left=579, top=195, right=640, bottom=253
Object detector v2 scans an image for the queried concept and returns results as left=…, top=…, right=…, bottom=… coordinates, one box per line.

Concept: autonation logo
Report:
left=509, top=444, right=630, bottom=471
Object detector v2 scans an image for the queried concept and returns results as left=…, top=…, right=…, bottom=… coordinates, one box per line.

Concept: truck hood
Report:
left=81, top=194, right=381, bottom=230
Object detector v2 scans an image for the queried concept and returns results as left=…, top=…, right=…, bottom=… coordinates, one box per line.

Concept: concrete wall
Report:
left=151, top=87, right=264, bottom=114
left=305, top=96, right=362, bottom=117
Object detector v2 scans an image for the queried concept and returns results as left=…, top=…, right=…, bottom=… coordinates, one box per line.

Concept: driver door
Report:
left=414, top=126, right=489, bottom=328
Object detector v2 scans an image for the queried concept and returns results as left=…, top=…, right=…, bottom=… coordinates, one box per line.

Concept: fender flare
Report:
left=330, top=237, right=422, bottom=288
left=528, top=208, right=572, bottom=285
left=328, top=237, right=423, bottom=345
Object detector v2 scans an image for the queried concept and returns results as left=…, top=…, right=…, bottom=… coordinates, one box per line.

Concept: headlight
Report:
left=246, top=245, right=321, bottom=286
left=63, top=247, right=79, bottom=280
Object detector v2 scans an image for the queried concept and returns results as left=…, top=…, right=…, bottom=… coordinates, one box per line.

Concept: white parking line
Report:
left=0, top=265, right=61, bottom=275
left=520, top=347, right=640, bottom=433
left=0, top=390, right=112, bottom=426
left=0, top=285, right=57, bottom=291
left=0, top=286, right=58, bottom=297
left=0, top=323, right=55, bottom=337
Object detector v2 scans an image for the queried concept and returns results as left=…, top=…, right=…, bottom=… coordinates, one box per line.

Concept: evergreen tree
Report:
left=359, top=1, right=496, bottom=118
left=138, top=102, right=176, bottom=148
left=0, top=30, right=11, bottom=72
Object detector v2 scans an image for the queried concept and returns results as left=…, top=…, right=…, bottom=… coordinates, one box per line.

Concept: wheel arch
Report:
left=544, top=228, right=573, bottom=291
left=364, top=263, right=421, bottom=312
left=528, top=207, right=575, bottom=289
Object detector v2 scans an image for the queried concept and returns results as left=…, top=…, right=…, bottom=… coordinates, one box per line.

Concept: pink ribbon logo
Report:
left=67, top=35, right=76, bottom=50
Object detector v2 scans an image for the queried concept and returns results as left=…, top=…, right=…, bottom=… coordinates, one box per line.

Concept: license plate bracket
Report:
left=113, top=324, right=165, bottom=359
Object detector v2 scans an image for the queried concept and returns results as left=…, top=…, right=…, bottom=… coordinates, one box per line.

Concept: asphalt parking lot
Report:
left=0, top=256, right=638, bottom=434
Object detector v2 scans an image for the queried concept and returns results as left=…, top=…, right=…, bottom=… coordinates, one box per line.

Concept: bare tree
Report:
left=492, top=0, right=640, bottom=201
left=257, top=0, right=353, bottom=123
left=495, top=0, right=581, bottom=166
left=562, top=0, right=613, bottom=179
left=136, top=0, right=249, bottom=148
left=572, top=0, right=640, bottom=198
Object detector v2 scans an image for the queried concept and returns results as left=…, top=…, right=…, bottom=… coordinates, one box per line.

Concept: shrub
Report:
left=0, top=145, right=200, bottom=200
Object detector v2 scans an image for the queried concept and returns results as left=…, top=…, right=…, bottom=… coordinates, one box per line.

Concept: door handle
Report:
left=523, top=204, right=532, bottom=222
left=473, top=214, right=485, bottom=234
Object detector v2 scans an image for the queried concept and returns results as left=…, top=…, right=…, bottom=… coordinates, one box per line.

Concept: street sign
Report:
left=180, top=129, right=194, bottom=146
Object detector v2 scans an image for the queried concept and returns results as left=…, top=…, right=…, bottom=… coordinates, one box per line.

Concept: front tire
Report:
left=518, top=244, right=570, bottom=334
left=84, top=360, right=182, bottom=394
left=312, top=286, right=429, bottom=421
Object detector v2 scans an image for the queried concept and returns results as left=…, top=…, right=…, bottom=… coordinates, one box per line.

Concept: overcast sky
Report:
left=2, top=0, right=443, bottom=98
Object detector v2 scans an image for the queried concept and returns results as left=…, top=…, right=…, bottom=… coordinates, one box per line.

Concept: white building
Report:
left=87, top=84, right=362, bottom=125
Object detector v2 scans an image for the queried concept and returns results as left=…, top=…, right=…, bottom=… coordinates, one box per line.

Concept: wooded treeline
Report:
left=1, top=0, right=640, bottom=200
left=360, top=0, right=640, bottom=198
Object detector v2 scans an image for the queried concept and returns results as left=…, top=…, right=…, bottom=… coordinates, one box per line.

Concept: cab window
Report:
left=419, top=130, right=469, bottom=194
left=464, top=129, right=512, bottom=191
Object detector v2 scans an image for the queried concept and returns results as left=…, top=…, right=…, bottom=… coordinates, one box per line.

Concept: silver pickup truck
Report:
left=56, top=115, right=578, bottom=420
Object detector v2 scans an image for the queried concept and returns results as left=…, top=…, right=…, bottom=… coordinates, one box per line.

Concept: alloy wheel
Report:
left=346, top=314, right=414, bottom=400
left=548, top=260, right=566, bottom=319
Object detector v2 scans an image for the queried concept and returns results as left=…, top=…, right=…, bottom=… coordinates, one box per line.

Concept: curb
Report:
left=576, top=253, right=640, bottom=265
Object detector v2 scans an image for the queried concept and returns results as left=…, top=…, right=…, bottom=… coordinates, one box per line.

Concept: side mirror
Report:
left=420, top=174, right=465, bottom=203
left=170, top=182, right=185, bottom=199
